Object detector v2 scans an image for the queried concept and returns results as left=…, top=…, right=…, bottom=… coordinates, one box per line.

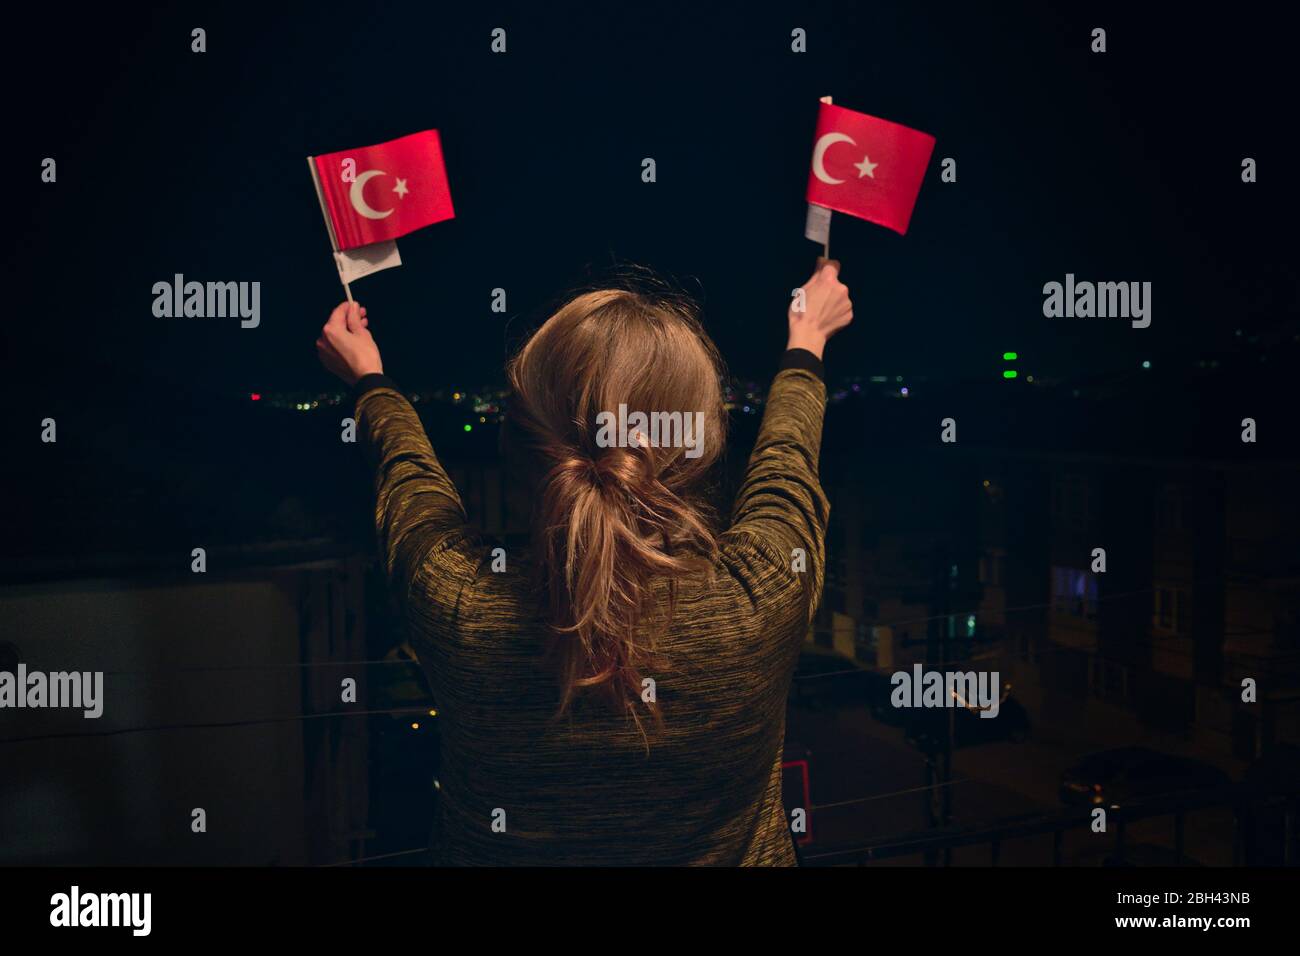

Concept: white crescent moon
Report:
left=812, top=132, right=856, bottom=185
left=350, top=170, right=393, bottom=220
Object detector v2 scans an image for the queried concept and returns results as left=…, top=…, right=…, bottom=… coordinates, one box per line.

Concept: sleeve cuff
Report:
left=779, top=348, right=825, bottom=382
left=353, top=372, right=401, bottom=400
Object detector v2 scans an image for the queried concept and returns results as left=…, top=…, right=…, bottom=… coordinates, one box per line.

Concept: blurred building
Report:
left=814, top=374, right=1300, bottom=771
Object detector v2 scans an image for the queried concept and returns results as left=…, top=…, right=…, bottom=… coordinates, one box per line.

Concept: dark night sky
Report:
left=6, top=2, right=1296, bottom=402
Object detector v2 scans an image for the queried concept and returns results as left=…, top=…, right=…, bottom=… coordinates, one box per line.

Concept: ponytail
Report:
left=504, top=286, right=726, bottom=730
left=537, top=447, right=717, bottom=721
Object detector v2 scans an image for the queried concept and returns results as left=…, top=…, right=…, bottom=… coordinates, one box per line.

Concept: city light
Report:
left=1003, top=351, right=1019, bottom=380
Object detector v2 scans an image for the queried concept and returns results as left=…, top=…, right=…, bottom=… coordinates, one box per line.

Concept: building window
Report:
left=1052, top=566, right=1098, bottom=620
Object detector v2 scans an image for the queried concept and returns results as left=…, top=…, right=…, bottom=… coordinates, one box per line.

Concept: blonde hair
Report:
left=504, top=284, right=727, bottom=731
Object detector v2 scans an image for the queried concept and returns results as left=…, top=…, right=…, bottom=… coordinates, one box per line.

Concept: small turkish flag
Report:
left=312, top=130, right=454, bottom=251
left=805, top=102, right=935, bottom=235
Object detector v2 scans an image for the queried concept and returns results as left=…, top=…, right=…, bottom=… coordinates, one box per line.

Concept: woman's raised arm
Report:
left=722, top=261, right=853, bottom=624
left=317, top=301, right=474, bottom=609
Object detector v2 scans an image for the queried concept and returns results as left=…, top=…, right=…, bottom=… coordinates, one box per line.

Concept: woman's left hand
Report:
left=316, top=301, right=383, bottom=386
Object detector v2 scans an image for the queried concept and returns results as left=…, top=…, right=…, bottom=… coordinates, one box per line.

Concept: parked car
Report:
left=902, top=683, right=1031, bottom=752
left=862, top=668, right=912, bottom=727
left=1059, top=746, right=1230, bottom=808
left=788, top=646, right=916, bottom=728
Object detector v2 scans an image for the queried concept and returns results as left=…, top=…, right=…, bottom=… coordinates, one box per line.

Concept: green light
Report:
left=1002, top=352, right=1018, bottom=361
left=1003, top=370, right=1018, bottom=379
left=463, top=424, right=473, bottom=432
left=1141, top=360, right=1151, bottom=369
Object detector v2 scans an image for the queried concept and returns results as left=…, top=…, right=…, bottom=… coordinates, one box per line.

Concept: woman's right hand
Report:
left=316, top=301, right=383, bottom=387
left=787, top=258, right=853, bottom=359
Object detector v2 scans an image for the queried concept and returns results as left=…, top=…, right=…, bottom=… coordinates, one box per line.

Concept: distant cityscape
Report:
left=242, top=342, right=1289, bottom=435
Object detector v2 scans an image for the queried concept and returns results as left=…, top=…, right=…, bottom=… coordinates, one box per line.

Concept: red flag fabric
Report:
left=312, top=130, right=454, bottom=251
left=805, top=103, right=935, bottom=235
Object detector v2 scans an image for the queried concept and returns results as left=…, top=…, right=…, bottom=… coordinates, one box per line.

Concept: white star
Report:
left=854, top=155, right=878, bottom=178
left=392, top=178, right=409, bottom=198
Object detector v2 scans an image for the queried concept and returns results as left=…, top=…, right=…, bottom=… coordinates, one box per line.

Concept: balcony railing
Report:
left=798, top=782, right=1300, bottom=867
